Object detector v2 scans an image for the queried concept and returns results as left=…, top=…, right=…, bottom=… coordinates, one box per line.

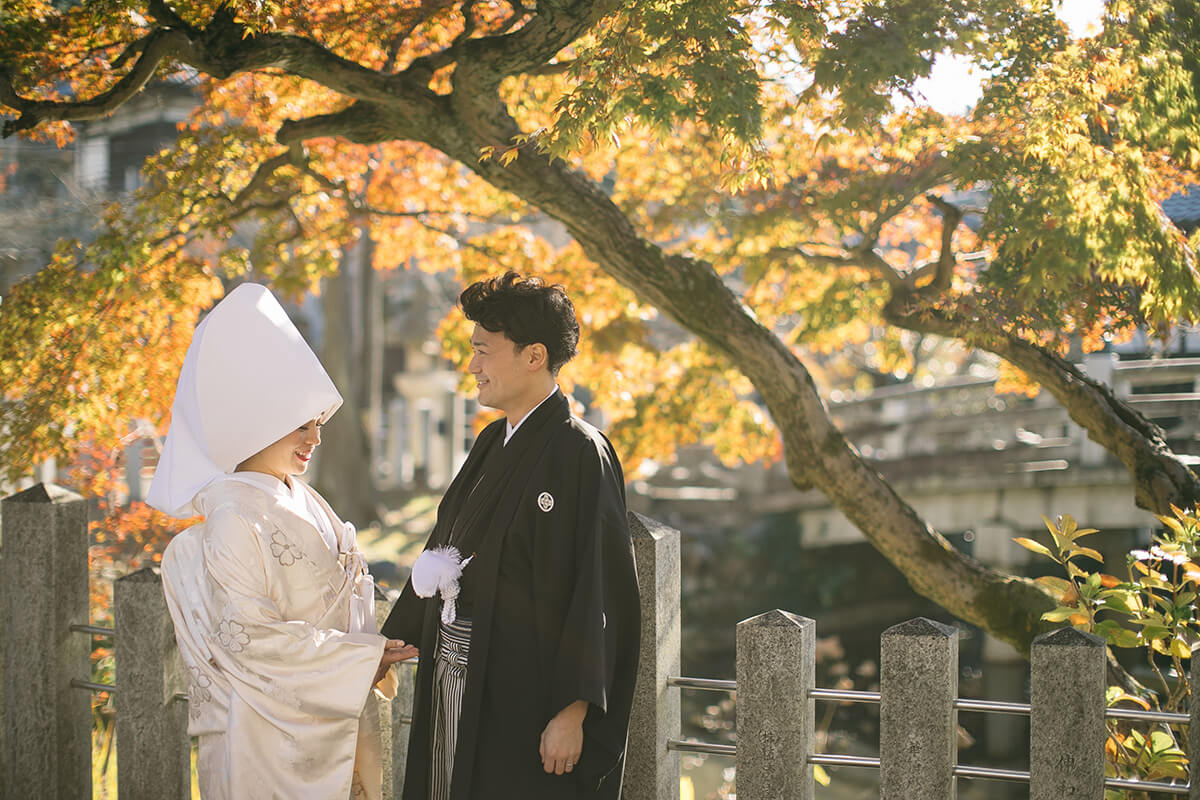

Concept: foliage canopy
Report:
left=3, top=0, right=1200, bottom=653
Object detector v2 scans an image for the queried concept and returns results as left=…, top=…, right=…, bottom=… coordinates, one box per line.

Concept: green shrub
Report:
left=1016, top=507, right=1198, bottom=796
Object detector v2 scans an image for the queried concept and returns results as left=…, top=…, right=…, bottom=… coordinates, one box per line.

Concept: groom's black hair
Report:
left=459, top=271, right=580, bottom=375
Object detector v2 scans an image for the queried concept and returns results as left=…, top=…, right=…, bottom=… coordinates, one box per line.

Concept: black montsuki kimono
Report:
left=382, top=390, right=641, bottom=800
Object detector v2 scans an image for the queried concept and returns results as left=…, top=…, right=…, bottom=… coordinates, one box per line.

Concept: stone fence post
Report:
left=623, top=512, right=681, bottom=800
left=1030, top=627, right=1106, bottom=800
left=388, top=662, right=417, bottom=798
left=374, top=586, right=417, bottom=800
left=736, top=610, right=815, bottom=800
left=879, top=617, right=958, bottom=800
left=1, top=483, right=92, bottom=800
left=114, top=568, right=191, bottom=800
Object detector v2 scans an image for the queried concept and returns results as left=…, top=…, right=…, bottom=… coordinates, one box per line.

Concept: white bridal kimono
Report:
left=163, top=475, right=386, bottom=800
left=148, top=282, right=391, bottom=799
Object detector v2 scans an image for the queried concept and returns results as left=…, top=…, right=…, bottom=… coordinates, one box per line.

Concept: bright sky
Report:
left=913, top=0, right=1106, bottom=114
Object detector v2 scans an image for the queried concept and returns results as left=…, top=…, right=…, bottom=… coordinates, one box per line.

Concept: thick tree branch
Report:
left=231, top=145, right=305, bottom=206
left=858, top=152, right=953, bottom=245
left=182, top=28, right=435, bottom=107
left=277, top=101, right=437, bottom=147
left=906, top=194, right=963, bottom=294
left=146, top=0, right=193, bottom=31
left=2, top=29, right=188, bottom=137
left=3, top=10, right=444, bottom=137
left=450, top=0, right=600, bottom=92
left=770, top=244, right=909, bottom=290
left=884, top=297, right=1200, bottom=514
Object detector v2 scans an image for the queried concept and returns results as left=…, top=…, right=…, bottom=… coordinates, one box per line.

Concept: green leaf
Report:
left=1148, top=729, right=1183, bottom=755
left=1099, top=590, right=1134, bottom=614
left=1094, top=620, right=1140, bottom=648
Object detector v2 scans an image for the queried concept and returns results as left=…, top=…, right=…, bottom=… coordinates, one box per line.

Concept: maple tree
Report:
left=2, top=0, right=1199, bottom=655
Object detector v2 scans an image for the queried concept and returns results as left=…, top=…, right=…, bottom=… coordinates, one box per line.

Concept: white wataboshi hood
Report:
left=146, top=283, right=342, bottom=518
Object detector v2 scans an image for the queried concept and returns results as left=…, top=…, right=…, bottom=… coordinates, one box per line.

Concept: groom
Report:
left=383, top=271, right=640, bottom=800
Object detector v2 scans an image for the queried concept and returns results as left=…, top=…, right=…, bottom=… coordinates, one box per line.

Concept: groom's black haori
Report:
left=383, top=275, right=640, bottom=800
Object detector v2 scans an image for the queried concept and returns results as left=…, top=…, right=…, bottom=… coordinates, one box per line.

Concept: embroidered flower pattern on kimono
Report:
left=216, top=618, right=250, bottom=652
left=270, top=528, right=304, bottom=566
left=187, top=665, right=214, bottom=719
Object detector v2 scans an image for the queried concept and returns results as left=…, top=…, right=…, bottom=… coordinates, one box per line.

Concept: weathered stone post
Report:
left=374, top=586, right=417, bottom=800
left=1029, top=627, right=1106, bottom=800
left=623, top=512, right=681, bottom=800
left=114, top=568, right=190, bottom=800
left=736, top=610, right=815, bottom=800
left=1, top=483, right=92, bottom=800
left=390, top=662, right=417, bottom=797
left=879, top=617, right=958, bottom=799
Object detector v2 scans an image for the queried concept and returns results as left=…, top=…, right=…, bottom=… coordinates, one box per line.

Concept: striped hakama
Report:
left=430, top=616, right=472, bottom=800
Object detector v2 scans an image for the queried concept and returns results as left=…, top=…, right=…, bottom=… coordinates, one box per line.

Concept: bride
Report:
left=148, top=283, right=416, bottom=799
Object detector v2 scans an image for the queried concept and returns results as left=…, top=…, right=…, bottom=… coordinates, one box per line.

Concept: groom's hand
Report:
left=374, top=639, right=418, bottom=685
left=539, top=700, right=587, bottom=775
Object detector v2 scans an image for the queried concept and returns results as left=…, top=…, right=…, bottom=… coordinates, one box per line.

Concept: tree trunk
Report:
left=314, top=231, right=379, bottom=526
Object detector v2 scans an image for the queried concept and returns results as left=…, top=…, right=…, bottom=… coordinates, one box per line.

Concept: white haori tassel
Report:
left=411, top=546, right=473, bottom=625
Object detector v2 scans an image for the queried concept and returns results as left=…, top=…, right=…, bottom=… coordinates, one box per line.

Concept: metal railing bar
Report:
left=1106, top=707, right=1190, bottom=724
left=670, top=677, right=1191, bottom=726
left=71, top=678, right=116, bottom=693
left=70, top=623, right=115, bottom=637
left=811, top=688, right=881, bottom=704
left=954, top=698, right=1030, bottom=715
left=808, top=753, right=880, bottom=769
left=650, top=735, right=1197, bottom=793
left=666, top=739, right=737, bottom=756
left=953, top=764, right=1030, bottom=782
left=667, top=677, right=736, bottom=691
left=1104, top=776, right=1189, bottom=794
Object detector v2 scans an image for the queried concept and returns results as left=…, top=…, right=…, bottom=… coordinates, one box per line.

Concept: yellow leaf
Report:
left=1170, top=637, right=1191, bottom=660
left=1070, top=546, right=1104, bottom=563
left=1042, top=606, right=1079, bottom=622
left=1015, top=537, right=1056, bottom=560
left=1036, top=575, right=1077, bottom=601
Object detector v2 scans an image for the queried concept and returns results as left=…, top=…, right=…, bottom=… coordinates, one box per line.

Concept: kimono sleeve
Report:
left=544, top=438, right=640, bottom=727
left=380, top=577, right=427, bottom=644
left=202, top=506, right=385, bottom=722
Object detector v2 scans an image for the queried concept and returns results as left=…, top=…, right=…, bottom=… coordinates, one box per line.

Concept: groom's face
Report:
left=468, top=324, right=541, bottom=416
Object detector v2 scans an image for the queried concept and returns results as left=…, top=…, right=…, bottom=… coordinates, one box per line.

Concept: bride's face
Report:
left=237, top=419, right=323, bottom=482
